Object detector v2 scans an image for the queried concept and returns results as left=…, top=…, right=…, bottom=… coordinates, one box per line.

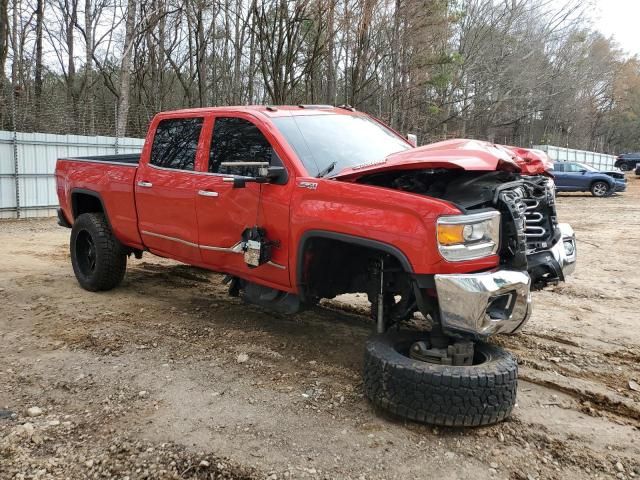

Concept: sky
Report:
left=589, top=0, right=640, bottom=57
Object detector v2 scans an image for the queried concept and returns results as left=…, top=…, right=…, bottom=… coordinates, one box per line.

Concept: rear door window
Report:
left=209, top=117, right=277, bottom=176
left=150, top=118, right=203, bottom=171
left=565, top=163, right=581, bottom=172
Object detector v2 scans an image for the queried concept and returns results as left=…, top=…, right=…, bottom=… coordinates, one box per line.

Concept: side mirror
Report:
left=221, top=162, right=288, bottom=188
left=407, top=133, right=418, bottom=147
left=579, top=169, right=587, bottom=174
left=263, top=165, right=287, bottom=184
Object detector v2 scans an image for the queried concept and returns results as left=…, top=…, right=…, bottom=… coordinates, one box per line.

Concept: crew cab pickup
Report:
left=56, top=105, right=577, bottom=427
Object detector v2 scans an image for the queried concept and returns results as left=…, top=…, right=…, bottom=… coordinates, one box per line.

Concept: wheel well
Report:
left=297, top=233, right=411, bottom=302
left=590, top=179, right=610, bottom=188
left=71, top=191, right=105, bottom=219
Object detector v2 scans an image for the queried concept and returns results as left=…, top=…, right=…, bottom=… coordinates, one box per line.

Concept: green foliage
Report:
left=429, top=72, right=452, bottom=90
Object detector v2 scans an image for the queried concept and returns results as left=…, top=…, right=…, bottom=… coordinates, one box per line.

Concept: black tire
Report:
left=70, top=213, right=127, bottom=291
left=619, top=162, right=632, bottom=172
left=590, top=181, right=610, bottom=197
left=363, top=331, right=518, bottom=427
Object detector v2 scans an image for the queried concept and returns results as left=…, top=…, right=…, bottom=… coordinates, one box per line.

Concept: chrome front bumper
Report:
left=433, top=223, right=577, bottom=338
left=435, top=269, right=532, bottom=337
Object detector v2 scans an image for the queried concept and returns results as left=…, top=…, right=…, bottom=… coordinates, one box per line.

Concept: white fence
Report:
left=0, top=134, right=620, bottom=220
left=533, top=144, right=617, bottom=171
left=0, top=131, right=144, bottom=219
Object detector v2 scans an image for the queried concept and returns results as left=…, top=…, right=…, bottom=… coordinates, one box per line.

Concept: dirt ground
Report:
left=1, top=176, right=640, bottom=480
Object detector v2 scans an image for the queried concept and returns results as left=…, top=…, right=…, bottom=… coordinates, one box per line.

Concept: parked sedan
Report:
left=552, top=162, right=627, bottom=197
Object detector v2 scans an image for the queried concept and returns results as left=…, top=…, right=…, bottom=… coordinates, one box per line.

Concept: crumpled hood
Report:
left=333, top=139, right=551, bottom=181
left=501, top=145, right=553, bottom=175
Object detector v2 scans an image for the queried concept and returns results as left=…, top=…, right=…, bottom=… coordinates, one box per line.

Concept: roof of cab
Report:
left=156, top=105, right=359, bottom=118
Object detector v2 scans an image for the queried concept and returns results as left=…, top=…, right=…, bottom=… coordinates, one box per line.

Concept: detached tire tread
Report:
left=363, top=332, right=518, bottom=427
left=70, top=213, right=127, bottom=291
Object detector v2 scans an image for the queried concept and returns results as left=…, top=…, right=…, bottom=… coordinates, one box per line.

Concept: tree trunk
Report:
left=66, top=0, right=78, bottom=131
left=116, top=0, right=136, bottom=138
left=247, top=3, right=256, bottom=104
left=196, top=3, right=206, bottom=107
left=0, top=0, right=9, bottom=128
left=390, top=0, right=401, bottom=128
left=33, top=0, right=43, bottom=130
left=10, top=0, right=17, bottom=130
left=232, top=0, right=242, bottom=104
left=84, top=0, right=94, bottom=134
left=325, top=0, right=336, bottom=104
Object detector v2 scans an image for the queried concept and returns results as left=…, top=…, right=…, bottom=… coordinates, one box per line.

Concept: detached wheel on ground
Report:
left=363, top=331, right=518, bottom=427
left=590, top=181, right=610, bottom=197
left=70, top=213, right=127, bottom=291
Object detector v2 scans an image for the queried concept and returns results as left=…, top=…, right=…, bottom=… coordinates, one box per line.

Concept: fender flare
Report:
left=70, top=188, right=111, bottom=227
left=296, top=230, right=414, bottom=290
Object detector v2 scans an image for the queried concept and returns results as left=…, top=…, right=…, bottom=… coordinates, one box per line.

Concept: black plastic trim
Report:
left=527, top=249, right=564, bottom=289
left=69, top=154, right=140, bottom=164
left=70, top=189, right=111, bottom=227
left=411, top=274, right=436, bottom=288
left=57, top=208, right=72, bottom=228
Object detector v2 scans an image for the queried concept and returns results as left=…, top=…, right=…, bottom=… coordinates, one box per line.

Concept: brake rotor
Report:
left=410, top=339, right=474, bottom=366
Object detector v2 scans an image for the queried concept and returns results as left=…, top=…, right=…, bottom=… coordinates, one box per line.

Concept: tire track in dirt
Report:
left=496, top=332, right=640, bottom=424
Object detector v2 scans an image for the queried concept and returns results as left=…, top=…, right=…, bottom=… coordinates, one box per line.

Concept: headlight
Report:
left=437, top=210, right=501, bottom=261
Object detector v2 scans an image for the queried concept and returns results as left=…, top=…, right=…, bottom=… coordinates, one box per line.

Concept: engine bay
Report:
left=356, top=168, right=562, bottom=288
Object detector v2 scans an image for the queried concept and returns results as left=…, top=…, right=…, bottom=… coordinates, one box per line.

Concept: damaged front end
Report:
left=353, top=151, right=576, bottom=340
left=432, top=173, right=576, bottom=338
left=492, top=174, right=577, bottom=289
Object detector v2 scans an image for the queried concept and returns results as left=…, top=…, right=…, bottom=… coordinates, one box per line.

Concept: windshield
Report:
left=272, top=114, right=411, bottom=177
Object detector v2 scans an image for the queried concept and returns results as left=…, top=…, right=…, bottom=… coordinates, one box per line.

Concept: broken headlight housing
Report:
left=437, top=210, right=501, bottom=261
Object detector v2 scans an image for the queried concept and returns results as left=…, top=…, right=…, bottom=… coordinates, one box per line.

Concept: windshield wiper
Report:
left=325, top=158, right=388, bottom=179
left=316, top=161, right=337, bottom=178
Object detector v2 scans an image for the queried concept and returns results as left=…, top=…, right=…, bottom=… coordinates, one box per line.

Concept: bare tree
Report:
left=2, top=0, right=639, bottom=153
left=0, top=0, right=9, bottom=127
left=115, top=0, right=136, bottom=136
left=253, top=0, right=324, bottom=104
left=33, top=0, right=43, bottom=128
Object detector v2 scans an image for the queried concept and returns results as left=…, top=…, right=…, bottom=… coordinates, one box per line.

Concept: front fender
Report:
left=590, top=174, right=615, bottom=187
left=289, top=178, right=501, bottom=288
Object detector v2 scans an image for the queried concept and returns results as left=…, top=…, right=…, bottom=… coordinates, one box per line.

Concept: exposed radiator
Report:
left=523, top=198, right=547, bottom=239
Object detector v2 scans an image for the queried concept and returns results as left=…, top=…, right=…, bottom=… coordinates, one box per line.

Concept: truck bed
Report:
left=56, top=154, right=142, bottom=248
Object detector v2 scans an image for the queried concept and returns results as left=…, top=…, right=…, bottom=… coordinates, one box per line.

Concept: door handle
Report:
left=198, top=190, right=219, bottom=197
left=137, top=181, right=153, bottom=188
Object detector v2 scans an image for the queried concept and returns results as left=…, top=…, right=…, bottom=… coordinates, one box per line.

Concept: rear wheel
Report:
left=70, top=213, right=127, bottom=291
left=590, top=181, right=610, bottom=197
left=619, top=162, right=632, bottom=172
left=363, top=331, right=518, bottom=427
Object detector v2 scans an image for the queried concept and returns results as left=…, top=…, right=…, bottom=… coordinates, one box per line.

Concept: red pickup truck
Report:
left=55, top=105, right=576, bottom=427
